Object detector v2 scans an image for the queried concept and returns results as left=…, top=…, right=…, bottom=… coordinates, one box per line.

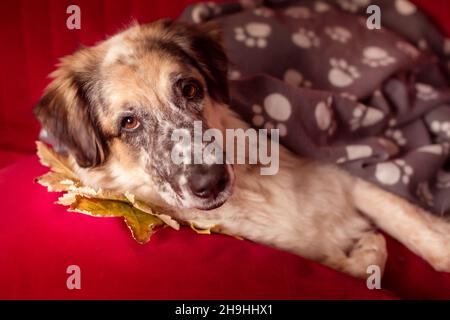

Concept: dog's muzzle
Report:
left=187, top=164, right=234, bottom=210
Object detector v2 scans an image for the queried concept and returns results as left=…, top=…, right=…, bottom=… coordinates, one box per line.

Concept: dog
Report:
left=34, top=19, right=450, bottom=279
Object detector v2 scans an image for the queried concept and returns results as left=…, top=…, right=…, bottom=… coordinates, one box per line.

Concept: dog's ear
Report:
left=34, top=49, right=108, bottom=168
left=190, top=21, right=229, bottom=104
left=166, top=20, right=229, bottom=104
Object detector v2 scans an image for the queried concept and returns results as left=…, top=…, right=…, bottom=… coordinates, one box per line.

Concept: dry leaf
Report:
left=67, top=195, right=164, bottom=244
left=35, top=140, right=223, bottom=243
left=190, top=221, right=214, bottom=235
left=35, top=171, right=77, bottom=192
left=36, top=141, right=78, bottom=181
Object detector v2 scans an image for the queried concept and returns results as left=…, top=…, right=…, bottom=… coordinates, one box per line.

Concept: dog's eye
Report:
left=121, top=116, right=140, bottom=131
left=182, top=83, right=199, bottom=99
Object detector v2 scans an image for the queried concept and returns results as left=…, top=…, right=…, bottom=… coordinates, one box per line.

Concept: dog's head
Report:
left=34, top=20, right=234, bottom=210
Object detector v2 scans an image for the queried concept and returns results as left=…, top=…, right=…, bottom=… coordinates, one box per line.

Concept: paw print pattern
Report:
left=395, top=0, right=417, bottom=16
left=430, top=121, right=450, bottom=138
left=418, top=39, right=429, bottom=51
left=337, top=0, right=370, bottom=13
left=385, top=128, right=407, bottom=146
left=417, top=144, right=449, bottom=156
left=228, top=69, right=241, bottom=80
left=362, top=47, right=396, bottom=67
left=253, top=7, right=274, bottom=18
left=328, top=58, right=360, bottom=87
left=416, top=83, right=439, bottom=101
left=325, top=26, right=352, bottom=43
left=315, top=97, right=337, bottom=136
left=284, top=6, right=311, bottom=19
left=375, top=159, right=414, bottom=186
left=283, top=69, right=312, bottom=88
left=251, top=93, right=292, bottom=137
left=417, top=181, right=434, bottom=207
left=314, top=1, right=331, bottom=13
left=349, top=104, right=384, bottom=131
left=234, top=23, right=272, bottom=48
left=292, top=28, right=320, bottom=49
left=336, top=145, right=373, bottom=163
left=191, top=2, right=221, bottom=23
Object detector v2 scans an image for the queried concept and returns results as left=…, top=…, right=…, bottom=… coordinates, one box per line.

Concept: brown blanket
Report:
left=181, top=0, right=450, bottom=215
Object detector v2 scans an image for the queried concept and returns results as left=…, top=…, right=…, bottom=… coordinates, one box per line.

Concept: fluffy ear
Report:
left=166, top=20, right=229, bottom=104
left=34, top=50, right=108, bottom=168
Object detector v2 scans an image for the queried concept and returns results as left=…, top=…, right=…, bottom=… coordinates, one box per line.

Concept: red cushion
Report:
left=1, top=0, right=450, bottom=300
left=0, top=156, right=398, bottom=299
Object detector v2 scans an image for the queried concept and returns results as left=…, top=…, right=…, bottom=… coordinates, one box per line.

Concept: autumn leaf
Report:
left=34, top=140, right=221, bottom=243
left=36, top=141, right=78, bottom=181
left=66, top=195, right=165, bottom=244
left=35, top=171, right=78, bottom=192
left=189, top=221, right=214, bottom=235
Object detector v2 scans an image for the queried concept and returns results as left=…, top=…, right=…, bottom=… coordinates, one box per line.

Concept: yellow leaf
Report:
left=68, top=196, right=164, bottom=244
left=189, top=221, right=214, bottom=235
left=36, top=141, right=78, bottom=181
left=35, top=171, right=78, bottom=192
left=125, top=192, right=180, bottom=230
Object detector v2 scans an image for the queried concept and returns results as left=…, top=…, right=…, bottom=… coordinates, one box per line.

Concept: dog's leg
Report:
left=325, top=232, right=387, bottom=279
left=352, top=178, right=450, bottom=272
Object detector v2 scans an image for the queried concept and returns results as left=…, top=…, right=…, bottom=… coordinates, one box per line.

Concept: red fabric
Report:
left=0, top=156, right=397, bottom=299
left=0, top=0, right=449, bottom=299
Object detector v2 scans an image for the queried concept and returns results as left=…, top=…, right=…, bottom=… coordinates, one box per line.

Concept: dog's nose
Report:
left=188, top=164, right=229, bottom=199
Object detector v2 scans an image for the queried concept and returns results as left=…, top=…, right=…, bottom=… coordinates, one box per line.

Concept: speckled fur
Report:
left=35, top=20, right=450, bottom=279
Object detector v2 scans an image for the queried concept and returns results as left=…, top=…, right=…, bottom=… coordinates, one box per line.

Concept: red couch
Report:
left=0, top=0, right=449, bottom=299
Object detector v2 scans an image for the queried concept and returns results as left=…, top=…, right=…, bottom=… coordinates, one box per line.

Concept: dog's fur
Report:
left=35, top=20, right=450, bottom=278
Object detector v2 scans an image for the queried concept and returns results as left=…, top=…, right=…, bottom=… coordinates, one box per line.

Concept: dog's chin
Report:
left=194, top=195, right=228, bottom=211
left=176, top=182, right=234, bottom=211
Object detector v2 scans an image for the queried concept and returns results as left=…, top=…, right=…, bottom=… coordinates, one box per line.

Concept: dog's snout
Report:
left=188, top=164, right=229, bottom=199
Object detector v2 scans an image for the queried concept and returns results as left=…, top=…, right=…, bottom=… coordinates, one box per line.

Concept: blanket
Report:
left=181, top=0, right=450, bottom=215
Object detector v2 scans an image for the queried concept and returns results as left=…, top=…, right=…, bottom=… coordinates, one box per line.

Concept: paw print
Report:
left=349, top=104, right=384, bottom=131
left=395, top=0, right=417, bottom=16
left=362, top=47, right=396, bottom=67
left=385, top=128, right=407, bottom=146
left=375, top=159, right=414, bottom=186
left=328, top=58, right=360, bottom=87
left=337, top=0, right=370, bottom=13
left=430, top=120, right=450, bottom=139
left=253, top=7, right=274, bottom=18
left=314, top=1, right=331, bottom=13
left=417, top=143, right=449, bottom=156
left=234, top=22, right=272, bottom=48
left=251, top=93, right=292, bottom=137
left=292, top=28, right=320, bottom=49
left=325, top=26, right=352, bottom=43
left=336, top=145, right=373, bottom=163
left=228, top=69, right=241, bottom=80
left=191, top=2, right=221, bottom=23
left=416, top=83, right=439, bottom=101
left=417, top=181, right=434, bottom=207
left=315, top=97, right=337, bottom=136
left=418, top=39, right=429, bottom=51
left=396, top=41, right=420, bottom=59
left=283, top=69, right=312, bottom=88
left=284, top=6, right=312, bottom=19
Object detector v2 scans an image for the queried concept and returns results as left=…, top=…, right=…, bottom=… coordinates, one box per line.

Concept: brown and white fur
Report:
left=35, top=20, right=450, bottom=279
